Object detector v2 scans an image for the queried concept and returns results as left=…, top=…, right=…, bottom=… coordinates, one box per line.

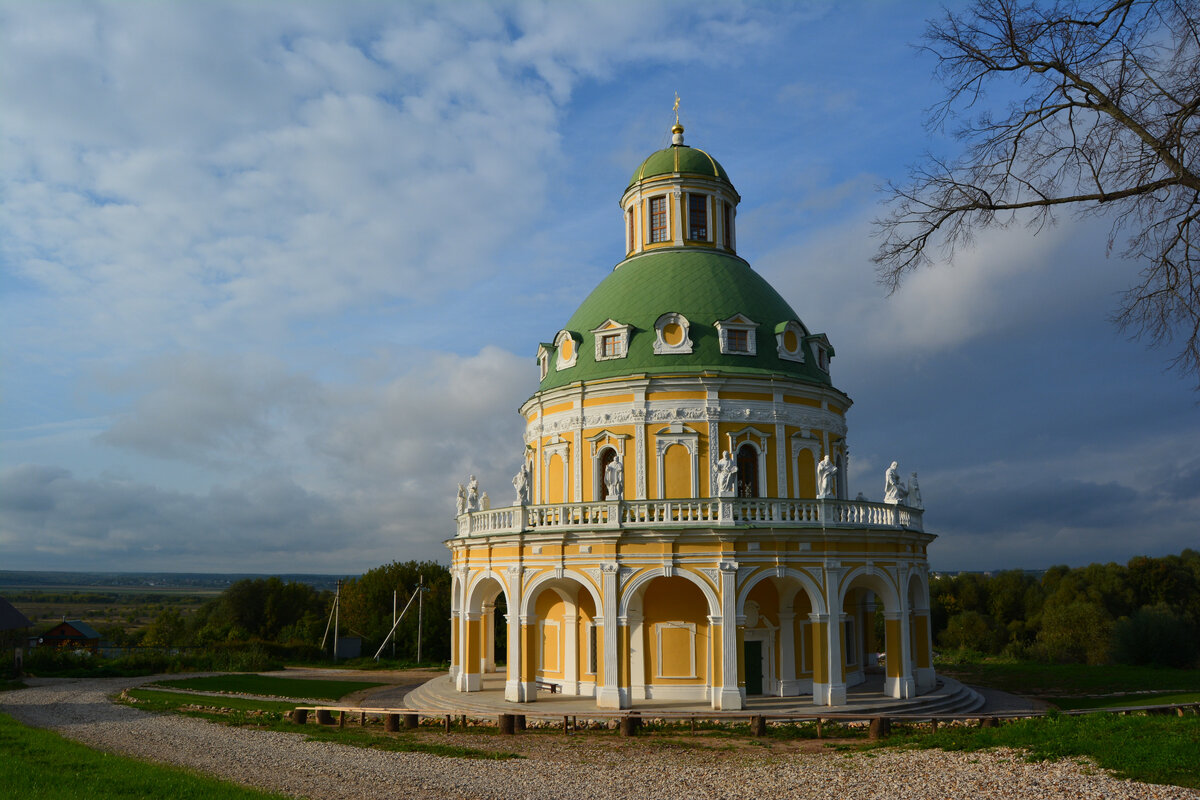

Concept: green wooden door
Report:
left=744, top=640, right=763, bottom=695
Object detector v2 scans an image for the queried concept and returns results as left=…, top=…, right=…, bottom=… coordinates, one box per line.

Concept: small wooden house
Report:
left=40, top=619, right=103, bottom=653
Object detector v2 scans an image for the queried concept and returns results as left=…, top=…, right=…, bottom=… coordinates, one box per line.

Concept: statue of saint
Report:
left=817, top=454, right=837, bottom=499
left=467, top=474, right=479, bottom=511
left=883, top=461, right=909, bottom=505
left=512, top=462, right=531, bottom=505
left=715, top=451, right=738, bottom=497
left=603, top=454, right=624, bottom=500
left=455, top=484, right=467, bottom=516
left=909, top=472, right=923, bottom=510
left=480, top=492, right=490, bottom=511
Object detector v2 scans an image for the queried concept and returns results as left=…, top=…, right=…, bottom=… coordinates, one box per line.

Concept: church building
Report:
left=447, top=120, right=936, bottom=710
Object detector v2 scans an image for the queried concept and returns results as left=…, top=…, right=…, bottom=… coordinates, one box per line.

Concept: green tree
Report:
left=1113, top=604, right=1200, bottom=668
left=142, top=609, right=187, bottom=648
left=339, top=561, right=451, bottom=662
left=1035, top=599, right=1113, bottom=664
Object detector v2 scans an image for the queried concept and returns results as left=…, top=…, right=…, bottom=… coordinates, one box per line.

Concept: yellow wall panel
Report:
left=663, top=443, right=691, bottom=498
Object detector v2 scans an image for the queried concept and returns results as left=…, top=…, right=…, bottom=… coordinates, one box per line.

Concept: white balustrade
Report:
left=456, top=498, right=922, bottom=537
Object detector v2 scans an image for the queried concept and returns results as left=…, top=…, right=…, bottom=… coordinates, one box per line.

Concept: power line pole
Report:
left=392, top=589, right=397, bottom=661
left=333, top=579, right=340, bottom=661
left=417, top=574, right=424, bottom=664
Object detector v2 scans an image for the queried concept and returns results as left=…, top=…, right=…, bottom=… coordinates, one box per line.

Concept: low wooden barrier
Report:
left=289, top=701, right=1200, bottom=739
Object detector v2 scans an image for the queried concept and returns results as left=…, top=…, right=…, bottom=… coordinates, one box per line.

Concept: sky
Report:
left=1, top=0, right=1197, bottom=576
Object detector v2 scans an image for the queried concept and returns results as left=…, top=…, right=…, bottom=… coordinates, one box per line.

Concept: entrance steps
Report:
left=400, top=672, right=987, bottom=719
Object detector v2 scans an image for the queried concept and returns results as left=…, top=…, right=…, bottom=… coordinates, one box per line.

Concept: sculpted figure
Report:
left=467, top=474, right=479, bottom=511
left=480, top=492, right=490, bottom=511
left=455, top=484, right=467, bottom=516
left=883, top=461, right=908, bottom=505
left=715, top=451, right=738, bottom=497
left=816, top=454, right=838, bottom=499
left=512, top=461, right=531, bottom=505
left=909, top=472, right=923, bottom=510
left=603, top=453, right=624, bottom=500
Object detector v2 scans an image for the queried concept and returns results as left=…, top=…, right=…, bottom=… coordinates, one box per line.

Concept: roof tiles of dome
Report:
left=626, top=123, right=733, bottom=192
left=536, top=248, right=834, bottom=391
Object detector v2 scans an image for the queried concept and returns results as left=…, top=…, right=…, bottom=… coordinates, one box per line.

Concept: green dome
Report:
left=538, top=249, right=831, bottom=390
left=628, top=144, right=731, bottom=189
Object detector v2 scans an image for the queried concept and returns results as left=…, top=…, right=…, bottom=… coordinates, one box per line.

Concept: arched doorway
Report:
left=459, top=574, right=510, bottom=693
left=736, top=444, right=758, bottom=497
left=625, top=574, right=714, bottom=703
left=521, top=575, right=602, bottom=698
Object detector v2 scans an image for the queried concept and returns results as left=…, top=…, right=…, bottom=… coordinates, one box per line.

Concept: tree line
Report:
left=132, top=561, right=451, bottom=664
left=931, top=549, right=1200, bottom=668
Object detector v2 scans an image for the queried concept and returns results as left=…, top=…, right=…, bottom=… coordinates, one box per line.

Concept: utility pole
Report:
left=392, top=589, right=397, bottom=660
left=417, top=574, right=424, bottom=664
left=333, top=579, right=340, bottom=661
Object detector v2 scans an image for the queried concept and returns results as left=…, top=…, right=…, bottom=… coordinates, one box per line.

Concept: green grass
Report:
left=150, top=674, right=382, bottom=700
left=0, top=712, right=290, bottom=799
left=1, top=678, right=27, bottom=692
left=936, top=658, right=1200, bottom=696
left=1051, top=691, right=1200, bottom=710
left=873, top=712, right=1200, bottom=789
left=125, top=688, right=299, bottom=716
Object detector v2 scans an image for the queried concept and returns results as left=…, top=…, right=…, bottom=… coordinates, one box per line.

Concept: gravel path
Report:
left=3, top=676, right=1196, bottom=800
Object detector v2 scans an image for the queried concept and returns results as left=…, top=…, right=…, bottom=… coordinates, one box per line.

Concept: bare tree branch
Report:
left=875, top=0, right=1200, bottom=383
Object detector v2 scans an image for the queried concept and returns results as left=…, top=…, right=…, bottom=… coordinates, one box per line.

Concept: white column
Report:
left=715, top=562, right=742, bottom=709
left=481, top=602, right=495, bottom=673
left=563, top=612, right=579, bottom=695
left=505, top=568, right=524, bottom=701
left=778, top=611, right=799, bottom=696
left=775, top=414, right=787, bottom=497
left=823, top=566, right=846, bottom=705
left=459, top=612, right=482, bottom=692
left=518, top=614, right=538, bottom=701
left=627, top=613, right=645, bottom=700
left=597, top=564, right=623, bottom=708
left=672, top=189, right=683, bottom=246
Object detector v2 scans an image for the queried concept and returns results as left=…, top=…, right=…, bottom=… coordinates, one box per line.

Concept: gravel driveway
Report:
left=3, top=676, right=1196, bottom=800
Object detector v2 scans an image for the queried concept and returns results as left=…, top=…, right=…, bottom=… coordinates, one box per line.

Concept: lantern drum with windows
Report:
left=448, top=123, right=935, bottom=710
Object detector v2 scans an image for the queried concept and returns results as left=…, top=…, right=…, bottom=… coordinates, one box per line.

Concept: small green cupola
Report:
left=619, top=123, right=741, bottom=258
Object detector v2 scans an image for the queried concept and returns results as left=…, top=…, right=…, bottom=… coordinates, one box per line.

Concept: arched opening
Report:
left=460, top=574, right=510, bottom=693
left=522, top=577, right=601, bottom=698
left=742, top=580, right=780, bottom=696
left=840, top=571, right=911, bottom=700
left=736, top=444, right=759, bottom=497
left=626, top=575, right=712, bottom=702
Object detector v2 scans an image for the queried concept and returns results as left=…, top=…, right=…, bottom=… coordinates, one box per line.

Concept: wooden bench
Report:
left=536, top=680, right=560, bottom=694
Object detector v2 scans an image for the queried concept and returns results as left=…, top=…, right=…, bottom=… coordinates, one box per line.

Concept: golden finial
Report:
left=671, top=92, right=684, bottom=144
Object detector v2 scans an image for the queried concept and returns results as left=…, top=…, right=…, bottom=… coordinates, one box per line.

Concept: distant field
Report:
left=4, top=588, right=212, bottom=638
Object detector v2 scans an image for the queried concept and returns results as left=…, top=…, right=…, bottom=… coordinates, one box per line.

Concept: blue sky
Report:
left=2, top=0, right=1196, bottom=574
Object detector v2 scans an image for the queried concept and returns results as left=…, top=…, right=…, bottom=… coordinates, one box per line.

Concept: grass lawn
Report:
left=870, top=712, right=1200, bottom=789
left=1052, top=691, right=1200, bottom=710
left=0, top=712, right=290, bottom=800
left=150, top=674, right=382, bottom=700
left=934, top=659, right=1200, bottom=696
left=125, top=688, right=299, bottom=716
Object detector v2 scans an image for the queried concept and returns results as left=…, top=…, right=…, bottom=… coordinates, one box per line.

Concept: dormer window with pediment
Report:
left=554, top=330, right=580, bottom=371
left=537, top=343, right=552, bottom=380
left=775, top=320, right=808, bottom=363
left=805, top=333, right=834, bottom=373
left=653, top=312, right=693, bottom=355
left=592, top=319, right=632, bottom=361
left=715, top=314, right=758, bottom=355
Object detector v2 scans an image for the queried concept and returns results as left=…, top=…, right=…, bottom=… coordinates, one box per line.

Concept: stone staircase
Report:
left=401, top=673, right=987, bottom=719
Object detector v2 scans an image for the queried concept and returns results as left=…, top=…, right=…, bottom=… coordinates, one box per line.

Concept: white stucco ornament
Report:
left=883, top=461, right=909, bottom=505
left=817, top=454, right=837, bottom=499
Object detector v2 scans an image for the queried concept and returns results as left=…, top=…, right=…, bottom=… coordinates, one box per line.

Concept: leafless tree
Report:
left=875, top=0, right=1200, bottom=382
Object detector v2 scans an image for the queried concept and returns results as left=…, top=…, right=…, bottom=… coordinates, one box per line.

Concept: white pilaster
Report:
left=716, top=561, right=742, bottom=709
left=597, top=564, right=623, bottom=708
left=778, top=611, right=800, bottom=695
left=563, top=612, right=579, bottom=695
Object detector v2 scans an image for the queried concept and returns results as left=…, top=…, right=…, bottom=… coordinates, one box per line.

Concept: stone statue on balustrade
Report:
left=909, top=472, right=922, bottom=510
left=883, top=461, right=909, bottom=505
left=604, top=453, right=624, bottom=501
left=715, top=451, right=737, bottom=497
left=467, top=475, right=480, bottom=511
left=455, top=484, right=467, bottom=516
left=817, top=454, right=837, bottom=500
left=512, top=461, right=531, bottom=505
left=480, top=492, right=490, bottom=511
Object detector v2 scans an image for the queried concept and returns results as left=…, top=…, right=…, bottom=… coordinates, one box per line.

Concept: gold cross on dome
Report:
left=673, top=92, right=681, bottom=124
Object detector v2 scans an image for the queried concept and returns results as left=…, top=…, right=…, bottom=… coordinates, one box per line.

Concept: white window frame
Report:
left=653, top=312, right=693, bottom=355
left=554, top=329, right=579, bottom=371
left=775, top=320, right=807, bottom=363
left=715, top=314, right=758, bottom=356
left=590, top=319, right=631, bottom=362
